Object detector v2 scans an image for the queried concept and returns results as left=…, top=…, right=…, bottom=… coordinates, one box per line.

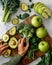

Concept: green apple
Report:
left=38, top=41, right=49, bottom=52
left=34, top=2, right=42, bottom=12
left=31, top=16, right=42, bottom=27
left=36, top=27, right=47, bottom=38
left=38, top=5, right=46, bottom=14
left=44, top=8, right=51, bottom=17
left=42, top=12, right=48, bottom=19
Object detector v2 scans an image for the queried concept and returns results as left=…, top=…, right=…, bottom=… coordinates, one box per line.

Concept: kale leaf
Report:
left=37, top=50, right=52, bottom=65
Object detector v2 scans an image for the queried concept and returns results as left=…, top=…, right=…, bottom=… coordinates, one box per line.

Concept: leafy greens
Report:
left=17, top=23, right=35, bottom=42
left=0, top=0, right=20, bottom=22
left=17, top=23, right=41, bottom=59
left=37, top=50, right=52, bottom=65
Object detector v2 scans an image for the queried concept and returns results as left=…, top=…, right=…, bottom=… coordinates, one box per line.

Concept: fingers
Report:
left=0, top=44, right=8, bottom=48
left=21, top=38, right=25, bottom=45
left=25, top=42, right=29, bottom=51
left=18, top=39, right=21, bottom=44
left=0, top=45, right=8, bottom=53
left=1, top=50, right=7, bottom=55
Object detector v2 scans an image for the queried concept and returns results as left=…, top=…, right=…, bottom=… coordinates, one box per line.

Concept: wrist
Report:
left=18, top=52, right=24, bottom=57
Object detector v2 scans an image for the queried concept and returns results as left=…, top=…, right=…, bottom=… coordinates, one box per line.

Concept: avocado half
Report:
left=3, top=49, right=11, bottom=57
left=9, top=37, right=18, bottom=49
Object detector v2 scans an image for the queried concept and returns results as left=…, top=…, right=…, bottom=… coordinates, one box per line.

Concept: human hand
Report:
left=18, top=38, right=29, bottom=57
left=0, top=44, right=8, bottom=55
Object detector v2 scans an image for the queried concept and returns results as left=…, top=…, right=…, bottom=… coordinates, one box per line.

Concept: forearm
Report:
left=2, top=54, right=22, bottom=65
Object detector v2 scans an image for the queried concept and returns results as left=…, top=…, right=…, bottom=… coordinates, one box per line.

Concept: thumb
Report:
left=25, top=42, right=29, bottom=51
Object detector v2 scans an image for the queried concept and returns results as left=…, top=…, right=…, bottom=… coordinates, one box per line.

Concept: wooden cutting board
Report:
left=1, top=15, right=52, bottom=65
left=19, top=15, right=52, bottom=65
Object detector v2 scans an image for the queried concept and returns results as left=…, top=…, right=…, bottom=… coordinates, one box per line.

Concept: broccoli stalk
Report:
left=0, top=0, right=20, bottom=22
left=4, top=11, right=11, bottom=22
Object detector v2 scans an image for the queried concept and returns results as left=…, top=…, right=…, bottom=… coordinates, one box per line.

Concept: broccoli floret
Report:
left=17, top=23, right=35, bottom=42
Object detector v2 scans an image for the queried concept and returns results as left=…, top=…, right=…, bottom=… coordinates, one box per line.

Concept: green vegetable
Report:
left=28, top=3, right=34, bottom=12
left=31, top=3, right=34, bottom=8
left=17, top=23, right=35, bottom=42
left=27, top=36, right=41, bottom=59
left=17, top=23, right=41, bottom=59
left=0, top=0, right=20, bottom=22
left=29, top=0, right=32, bottom=2
left=17, top=13, right=29, bottom=20
left=37, top=50, right=52, bottom=65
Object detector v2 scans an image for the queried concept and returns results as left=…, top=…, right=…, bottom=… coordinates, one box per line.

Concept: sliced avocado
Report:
left=37, top=4, right=46, bottom=14
left=9, top=27, right=16, bottom=36
left=42, top=12, right=48, bottom=19
left=2, top=34, right=9, bottom=42
left=9, top=37, right=18, bottom=49
left=21, top=2, right=28, bottom=11
left=44, top=8, right=51, bottom=17
left=3, top=49, right=11, bottom=57
left=12, top=18, right=19, bottom=25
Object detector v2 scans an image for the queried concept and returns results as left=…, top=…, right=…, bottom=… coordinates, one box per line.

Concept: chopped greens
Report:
left=17, top=13, right=29, bottom=20
left=28, top=3, right=34, bottom=12
left=27, top=36, right=41, bottom=59
left=0, top=0, right=20, bottom=22
left=37, top=50, right=52, bottom=65
left=31, top=3, right=34, bottom=8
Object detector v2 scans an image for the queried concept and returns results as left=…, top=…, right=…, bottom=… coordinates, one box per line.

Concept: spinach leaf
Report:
left=17, top=13, right=29, bottom=20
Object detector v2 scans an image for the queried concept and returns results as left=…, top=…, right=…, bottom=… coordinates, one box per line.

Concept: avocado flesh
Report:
left=2, top=34, right=9, bottom=43
left=9, top=37, right=18, bottom=49
left=21, top=2, right=28, bottom=11
left=9, top=27, right=16, bottom=36
left=3, top=49, right=11, bottom=57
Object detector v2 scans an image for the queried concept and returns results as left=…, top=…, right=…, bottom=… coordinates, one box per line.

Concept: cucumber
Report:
left=12, top=18, right=19, bottom=25
left=2, top=34, right=9, bottom=42
left=9, top=27, right=16, bottom=36
left=21, top=2, right=28, bottom=11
